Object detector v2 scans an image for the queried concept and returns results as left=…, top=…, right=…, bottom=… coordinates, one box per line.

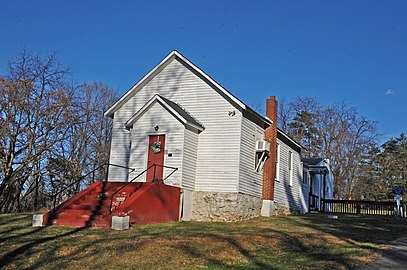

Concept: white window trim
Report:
left=275, top=143, right=280, bottom=181
left=289, top=151, right=293, bottom=186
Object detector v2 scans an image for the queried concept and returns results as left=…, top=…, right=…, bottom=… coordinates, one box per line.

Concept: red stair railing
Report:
left=50, top=163, right=136, bottom=212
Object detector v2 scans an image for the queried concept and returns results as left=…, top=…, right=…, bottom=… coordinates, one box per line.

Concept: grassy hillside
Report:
left=1, top=213, right=406, bottom=269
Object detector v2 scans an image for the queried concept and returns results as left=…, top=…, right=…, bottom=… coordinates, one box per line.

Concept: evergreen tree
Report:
left=376, top=134, right=407, bottom=199
left=288, top=111, right=322, bottom=157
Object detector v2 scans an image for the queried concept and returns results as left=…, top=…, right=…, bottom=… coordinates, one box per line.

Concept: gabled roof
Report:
left=125, top=94, right=205, bottom=132
left=105, top=50, right=249, bottom=118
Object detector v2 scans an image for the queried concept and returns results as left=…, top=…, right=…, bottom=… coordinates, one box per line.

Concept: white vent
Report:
left=256, top=140, right=270, bottom=152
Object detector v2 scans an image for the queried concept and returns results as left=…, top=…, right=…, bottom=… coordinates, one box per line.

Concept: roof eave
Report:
left=124, top=95, right=205, bottom=132
left=105, top=52, right=178, bottom=118
left=277, top=128, right=306, bottom=151
left=125, top=95, right=188, bottom=128
left=185, top=122, right=205, bottom=132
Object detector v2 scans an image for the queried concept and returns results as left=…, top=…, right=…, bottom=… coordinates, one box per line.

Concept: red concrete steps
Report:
left=51, top=219, right=88, bottom=227
left=69, top=204, right=93, bottom=210
left=43, top=182, right=181, bottom=227
left=43, top=182, right=140, bottom=227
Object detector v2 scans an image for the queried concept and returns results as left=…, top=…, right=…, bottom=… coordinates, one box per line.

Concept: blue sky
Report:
left=1, top=1, right=406, bottom=143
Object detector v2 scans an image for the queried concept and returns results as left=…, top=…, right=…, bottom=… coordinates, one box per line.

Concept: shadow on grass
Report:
left=0, top=214, right=31, bottom=226
left=21, top=231, right=156, bottom=270
left=299, top=214, right=407, bottom=245
left=0, top=225, right=47, bottom=242
left=131, top=215, right=407, bottom=269
left=0, top=226, right=87, bottom=269
left=261, top=225, right=364, bottom=269
left=25, top=230, right=104, bottom=270
left=165, top=216, right=404, bottom=269
left=2, top=214, right=406, bottom=269
left=176, top=234, right=273, bottom=269
left=0, top=213, right=46, bottom=242
left=281, top=214, right=407, bottom=268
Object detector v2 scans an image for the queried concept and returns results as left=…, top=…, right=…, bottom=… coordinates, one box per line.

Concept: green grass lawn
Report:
left=1, top=213, right=407, bottom=269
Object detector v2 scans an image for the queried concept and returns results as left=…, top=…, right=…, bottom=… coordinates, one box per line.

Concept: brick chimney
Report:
left=261, top=96, right=278, bottom=216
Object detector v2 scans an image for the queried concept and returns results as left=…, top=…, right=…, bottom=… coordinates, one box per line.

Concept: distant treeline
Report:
left=0, top=50, right=118, bottom=213
left=277, top=96, right=406, bottom=200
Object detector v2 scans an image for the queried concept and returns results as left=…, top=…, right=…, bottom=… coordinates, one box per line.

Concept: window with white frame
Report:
left=275, top=143, right=280, bottom=181
left=289, top=151, right=293, bottom=186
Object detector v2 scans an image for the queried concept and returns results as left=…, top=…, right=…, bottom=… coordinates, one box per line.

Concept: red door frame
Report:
left=146, top=134, right=166, bottom=182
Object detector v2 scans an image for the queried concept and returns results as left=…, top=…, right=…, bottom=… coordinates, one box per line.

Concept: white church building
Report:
left=104, top=50, right=333, bottom=221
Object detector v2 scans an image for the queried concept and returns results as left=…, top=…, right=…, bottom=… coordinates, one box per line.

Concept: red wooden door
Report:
left=146, top=135, right=166, bottom=182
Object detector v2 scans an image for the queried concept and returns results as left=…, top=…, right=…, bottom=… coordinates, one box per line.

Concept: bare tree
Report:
left=277, top=97, right=294, bottom=133
left=48, top=81, right=117, bottom=198
left=0, top=51, right=73, bottom=212
left=0, top=50, right=118, bottom=213
left=280, top=97, right=378, bottom=199
left=248, top=101, right=265, bottom=116
left=324, top=103, right=378, bottom=199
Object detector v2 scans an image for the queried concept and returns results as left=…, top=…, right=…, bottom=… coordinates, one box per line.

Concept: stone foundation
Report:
left=273, top=202, right=301, bottom=215
left=191, top=192, right=262, bottom=221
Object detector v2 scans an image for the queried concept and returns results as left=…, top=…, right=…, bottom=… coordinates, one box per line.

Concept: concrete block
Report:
left=328, top=215, right=338, bottom=220
left=261, top=200, right=275, bottom=217
left=112, top=216, right=130, bottom=230
left=32, top=214, right=44, bottom=227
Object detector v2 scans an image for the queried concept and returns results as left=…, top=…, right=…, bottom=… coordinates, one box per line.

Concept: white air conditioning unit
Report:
left=256, top=140, right=270, bottom=152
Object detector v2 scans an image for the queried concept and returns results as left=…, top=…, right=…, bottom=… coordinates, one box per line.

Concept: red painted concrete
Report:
left=43, top=182, right=181, bottom=227
left=112, top=182, right=181, bottom=224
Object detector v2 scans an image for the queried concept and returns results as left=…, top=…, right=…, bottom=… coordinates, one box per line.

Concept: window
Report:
left=302, top=166, right=308, bottom=185
left=255, top=149, right=268, bottom=173
left=275, top=143, right=280, bottom=181
left=255, top=151, right=264, bottom=172
left=289, top=151, right=293, bottom=186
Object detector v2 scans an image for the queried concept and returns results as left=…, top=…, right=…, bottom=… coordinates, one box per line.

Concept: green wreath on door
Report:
left=151, top=141, right=162, bottom=154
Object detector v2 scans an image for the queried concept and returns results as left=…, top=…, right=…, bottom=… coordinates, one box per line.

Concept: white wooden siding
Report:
left=109, top=120, right=132, bottom=182
left=300, top=167, right=309, bottom=213
left=128, top=102, right=184, bottom=185
left=109, top=58, right=241, bottom=192
left=182, top=126, right=198, bottom=191
left=273, top=138, right=302, bottom=212
left=237, top=117, right=263, bottom=197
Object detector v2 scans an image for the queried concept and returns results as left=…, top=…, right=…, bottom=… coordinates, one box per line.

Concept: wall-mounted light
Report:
left=154, top=125, right=159, bottom=131
left=228, top=111, right=236, bottom=116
